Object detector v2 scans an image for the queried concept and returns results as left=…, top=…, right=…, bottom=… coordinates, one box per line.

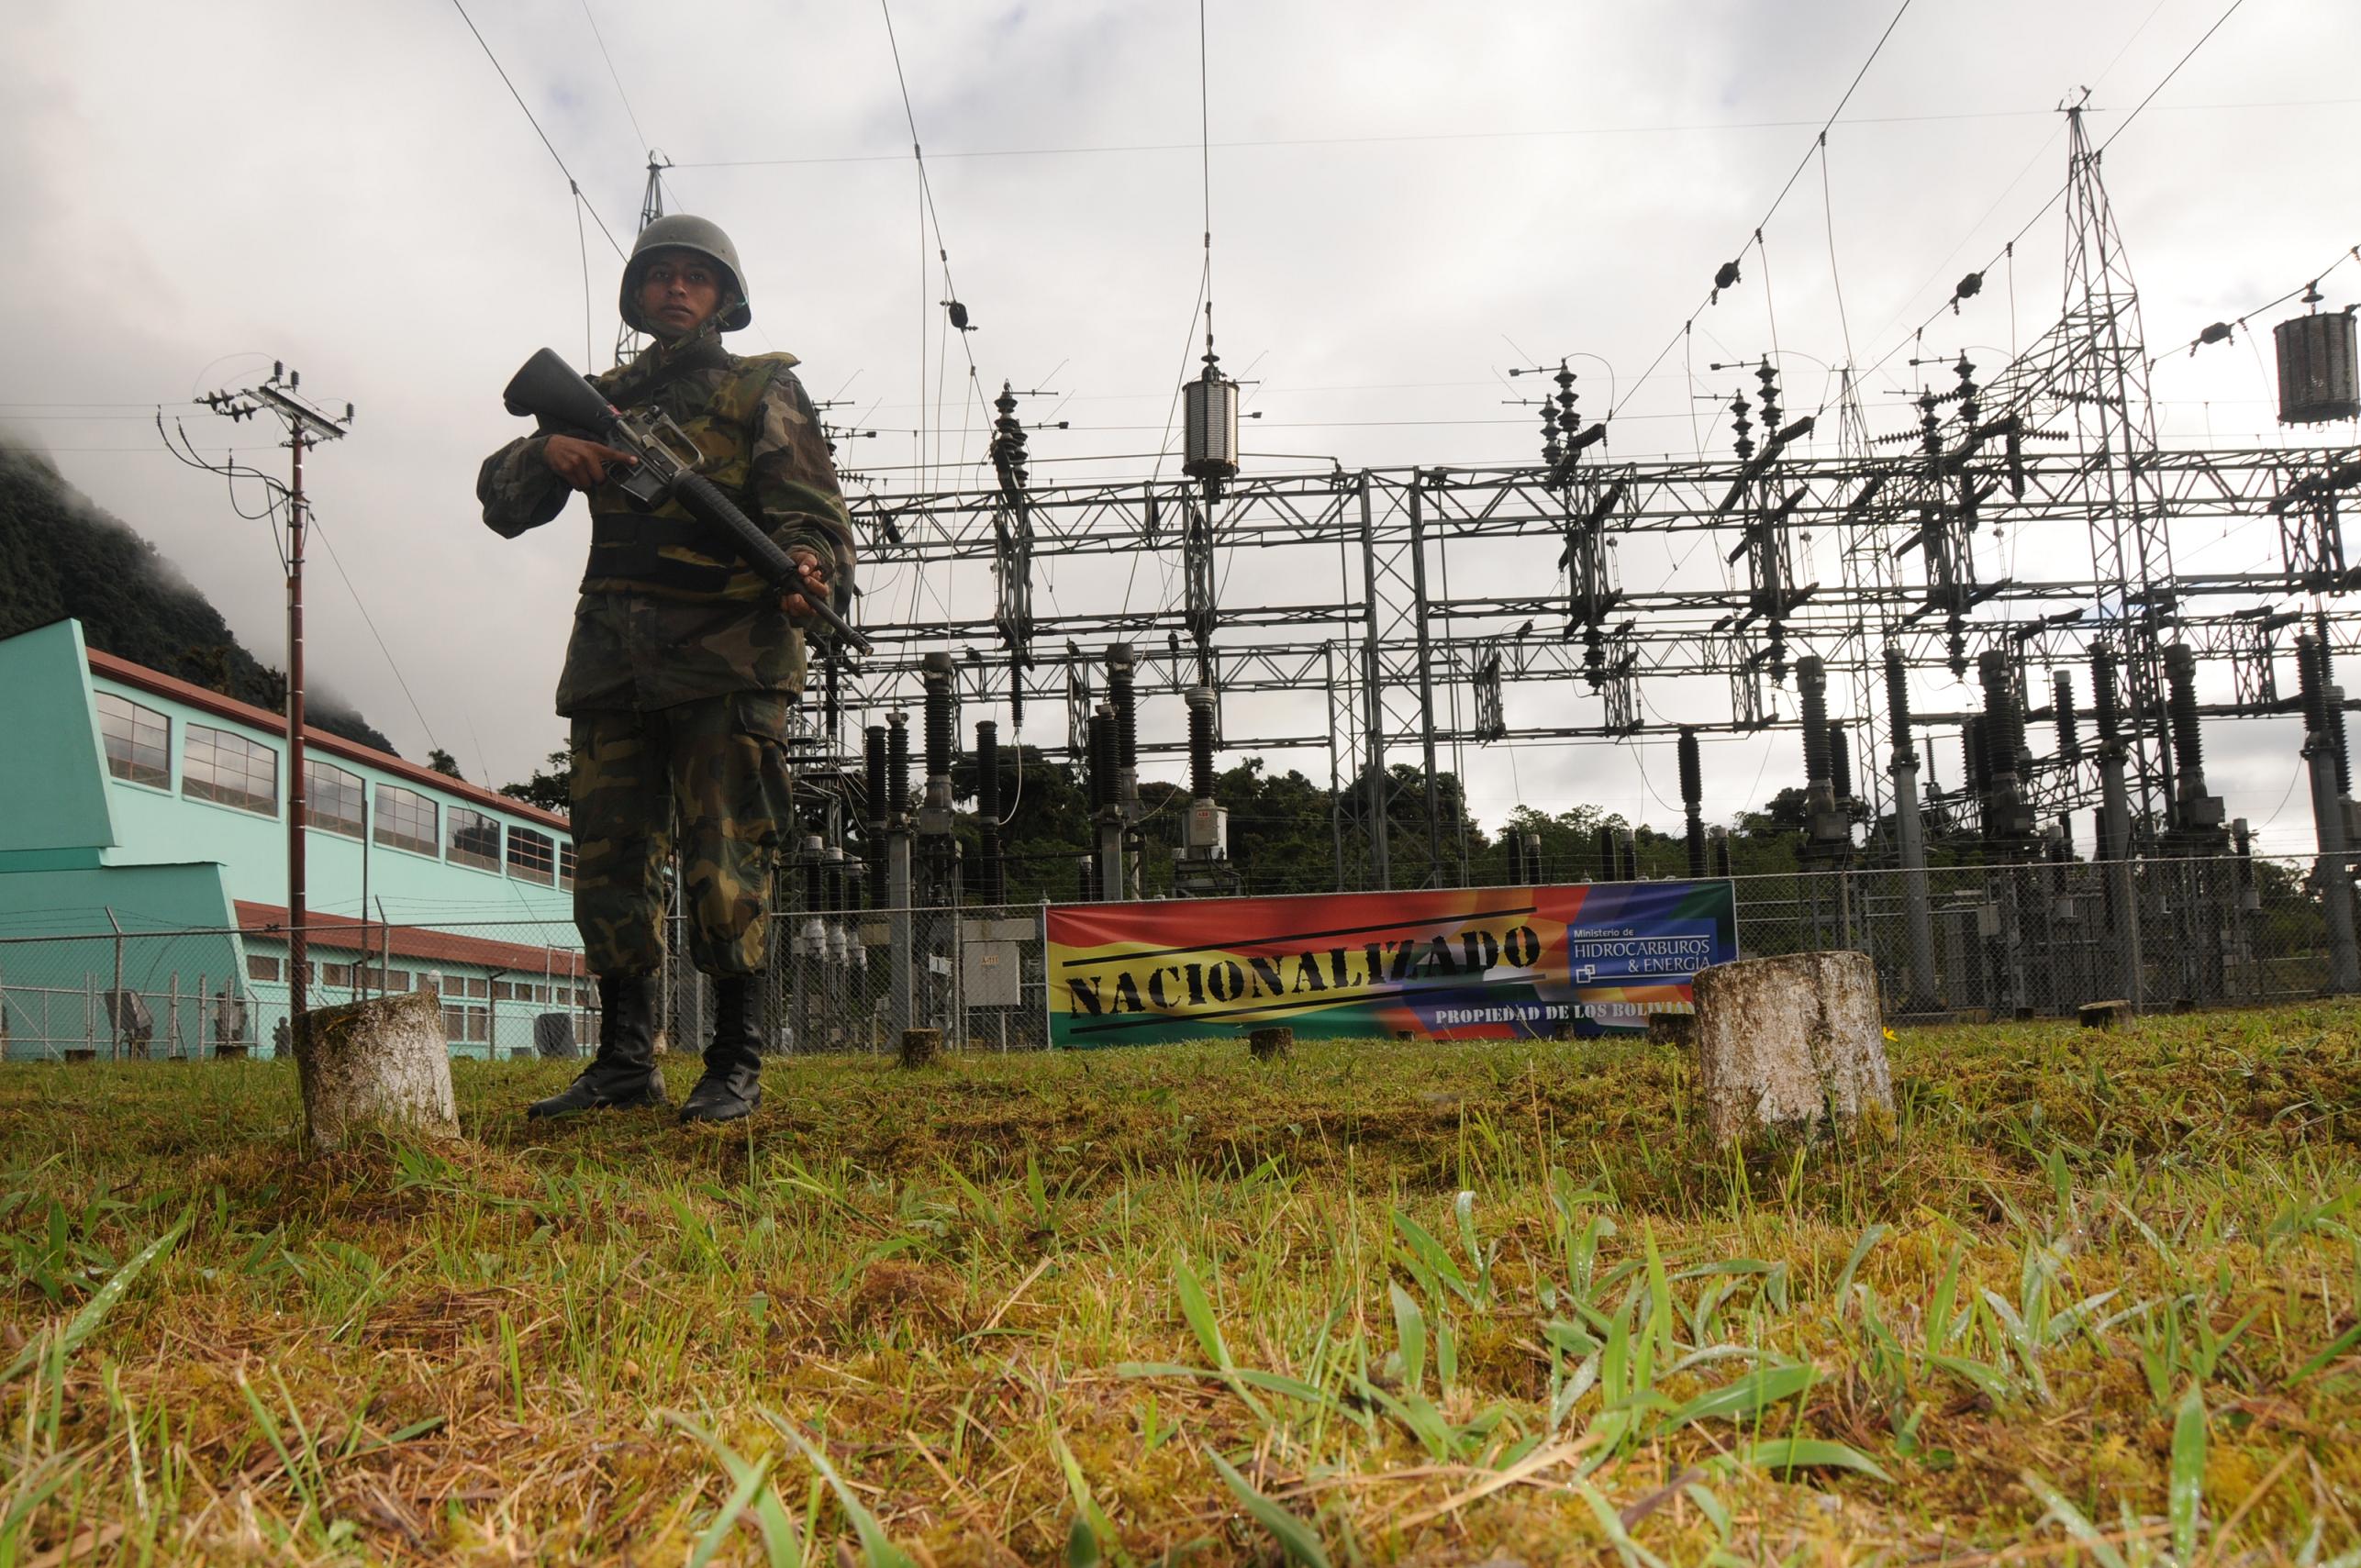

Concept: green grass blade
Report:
left=1660, top=1363, right=1814, bottom=1433
left=1172, top=1254, right=1231, bottom=1370
left=1831, top=1224, right=1888, bottom=1315
left=1388, top=1282, right=1427, bottom=1392
left=690, top=1450, right=776, bottom=1568
left=1050, top=1430, right=1120, bottom=1563
left=3, top=1211, right=187, bottom=1384
left=1743, top=1438, right=1891, bottom=1482
left=1207, top=1446, right=1329, bottom=1567
left=2020, top=1470, right=2128, bottom=1568
left=768, top=1414, right=918, bottom=1568
left=1573, top=1478, right=1670, bottom=1568
left=2170, top=1385, right=2206, bottom=1563
left=671, top=1414, right=801, bottom=1568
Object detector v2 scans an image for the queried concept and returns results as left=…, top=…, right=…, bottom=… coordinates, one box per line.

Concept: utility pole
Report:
left=194, top=365, right=354, bottom=1055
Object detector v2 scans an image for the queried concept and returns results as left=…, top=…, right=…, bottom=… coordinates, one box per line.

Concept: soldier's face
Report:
left=637, top=250, right=726, bottom=339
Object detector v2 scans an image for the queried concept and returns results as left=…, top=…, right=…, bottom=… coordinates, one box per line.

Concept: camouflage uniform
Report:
left=478, top=329, right=856, bottom=977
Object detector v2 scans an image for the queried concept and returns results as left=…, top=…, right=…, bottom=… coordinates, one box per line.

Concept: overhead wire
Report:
left=1607, top=0, right=1916, bottom=426
left=448, top=0, right=627, bottom=258
left=1861, top=0, right=2251, bottom=383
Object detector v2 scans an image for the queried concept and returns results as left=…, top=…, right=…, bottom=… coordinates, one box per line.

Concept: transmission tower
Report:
left=611, top=150, right=671, bottom=367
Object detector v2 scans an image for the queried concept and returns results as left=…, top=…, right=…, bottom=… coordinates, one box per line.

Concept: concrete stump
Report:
left=214, top=1043, right=249, bottom=1062
left=2078, top=999, right=2130, bottom=1030
left=1691, top=951, right=1893, bottom=1145
left=1248, top=1026, right=1293, bottom=1062
left=1645, top=1012, right=1697, bottom=1045
left=898, top=1028, right=941, bottom=1068
left=293, top=991, right=458, bottom=1154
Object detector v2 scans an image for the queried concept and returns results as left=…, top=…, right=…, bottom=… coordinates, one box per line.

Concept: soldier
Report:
left=478, top=215, right=856, bottom=1124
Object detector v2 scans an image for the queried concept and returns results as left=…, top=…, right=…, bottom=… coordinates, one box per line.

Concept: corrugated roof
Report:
left=234, top=901, right=589, bottom=976
left=85, top=647, right=571, bottom=833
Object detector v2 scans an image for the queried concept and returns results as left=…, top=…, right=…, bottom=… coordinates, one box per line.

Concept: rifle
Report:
left=501, top=346, right=872, bottom=653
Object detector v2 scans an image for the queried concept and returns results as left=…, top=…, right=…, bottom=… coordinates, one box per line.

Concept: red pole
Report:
left=287, top=429, right=308, bottom=1054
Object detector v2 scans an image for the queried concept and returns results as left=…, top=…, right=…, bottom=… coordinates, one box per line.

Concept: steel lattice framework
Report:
left=781, top=108, right=2361, bottom=892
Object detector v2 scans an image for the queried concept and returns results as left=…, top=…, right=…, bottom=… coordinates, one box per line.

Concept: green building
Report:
left=0, top=618, right=590, bottom=1060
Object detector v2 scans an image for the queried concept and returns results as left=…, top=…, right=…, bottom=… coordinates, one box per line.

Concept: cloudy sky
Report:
left=6, top=0, right=2358, bottom=858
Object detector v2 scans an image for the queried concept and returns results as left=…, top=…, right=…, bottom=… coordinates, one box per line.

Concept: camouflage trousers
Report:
left=569, top=693, right=794, bottom=977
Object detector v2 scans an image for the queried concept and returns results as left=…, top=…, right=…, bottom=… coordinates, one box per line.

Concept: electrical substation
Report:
left=734, top=101, right=2361, bottom=1034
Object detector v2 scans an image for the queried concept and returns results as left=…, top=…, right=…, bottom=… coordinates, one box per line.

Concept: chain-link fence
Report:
left=0, top=854, right=2343, bottom=1061
left=1724, top=853, right=2335, bottom=1017
left=0, top=903, right=1052, bottom=1062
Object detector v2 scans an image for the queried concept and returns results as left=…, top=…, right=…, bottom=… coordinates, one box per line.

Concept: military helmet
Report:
left=618, top=214, right=752, bottom=333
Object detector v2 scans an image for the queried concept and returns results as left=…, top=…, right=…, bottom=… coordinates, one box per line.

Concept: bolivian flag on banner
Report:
left=1045, top=880, right=1737, bottom=1047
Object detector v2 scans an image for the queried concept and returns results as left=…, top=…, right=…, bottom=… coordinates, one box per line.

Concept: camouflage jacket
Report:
left=477, top=332, right=859, bottom=717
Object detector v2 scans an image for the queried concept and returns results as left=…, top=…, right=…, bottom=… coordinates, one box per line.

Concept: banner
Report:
left=1045, top=880, right=1737, bottom=1047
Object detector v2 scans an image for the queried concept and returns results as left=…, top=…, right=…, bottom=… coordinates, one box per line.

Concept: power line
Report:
left=1861, top=0, right=2250, bottom=382
left=1608, top=0, right=1916, bottom=423
left=577, top=0, right=649, bottom=152
left=448, top=0, right=626, bottom=259
left=671, top=98, right=2357, bottom=171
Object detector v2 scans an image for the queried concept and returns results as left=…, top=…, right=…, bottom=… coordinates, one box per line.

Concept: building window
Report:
left=306, top=760, right=365, bottom=839
left=442, top=1004, right=489, bottom=1043
left=322, top=962, right=354, bottom=988
left=460, top=975, right=490, bottom=1000
left=558, top=840, right=577, bottom=891
left=97, top=693, right=171, bottom=788
left=183, top=724, right=277, bottom=816
left=246, top=954, right=281, bottom=983
left=375, top=785, right=437, bottom=857
left=507, top=826, right=555, bottom=885
left=448, top=807, right=501, bottom=873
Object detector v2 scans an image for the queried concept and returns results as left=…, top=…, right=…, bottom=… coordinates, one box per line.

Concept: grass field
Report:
left=5, top=1004, right=2361, bottom=1566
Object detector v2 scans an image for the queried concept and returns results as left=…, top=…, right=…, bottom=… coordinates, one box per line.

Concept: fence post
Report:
left=2305, top=690, right=2360, bottom=995
left=106, top=908, right=126, bottom=1061
left=168, top=972, right=180, bottom=1060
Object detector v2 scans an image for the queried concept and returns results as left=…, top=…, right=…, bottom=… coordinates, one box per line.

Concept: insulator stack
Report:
left=1884, top=649, right=1915, bottom=762
left=2092, top=648, right=2122, bottom=743
left=1828, top=724, right=1854, bottom=801
left=2332, top=696, right=2355, bottom=800
left=976, top=720, right=1004, bottom=906
left=2299, top=634, right=2329, bottom=733
left=2164, top=643, right=2205, bottom=782
left=975, top=721, right=1001, bottom=818
left=1964, top=716, right=1989, bottom=794
left=886, top=713, right=910, bottom=817
left=1078, top=856, right=1097, bottom=903
left=1678, top=726, right=1708, bottom=879
left=1618, top=829, right=1638, bottom=883
left=922, top=652, right=955, bottom=781
left=1709, top=828, right=1732, bottom=880
left=1186, top=686, right=1217, bottom=801
left=1798, top=657, right=1831, bottom=784
left=863, top=726, right=888, bottom=825
left=1108, top=645, right=1138, bottom=773
left=1087, top=706, right=1117, bottom=813
left=803, top=836, right=824, bottom=911
left=1595, top=825, right=1618, bottom=883
left=1977, top=650, right=2023, bottom=778
left=2054, top=671, right=2079, bottom=762
left=2319, top=619, right=2353, bottom=795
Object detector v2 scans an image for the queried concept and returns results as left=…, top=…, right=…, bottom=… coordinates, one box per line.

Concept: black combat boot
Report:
left=526, top=973, right=666, bottom=1118
left=679, top=973, right=764, bottom=1123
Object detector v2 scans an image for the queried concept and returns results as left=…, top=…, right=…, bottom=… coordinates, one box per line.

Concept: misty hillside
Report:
left=0, top=445, right=397, bottom=754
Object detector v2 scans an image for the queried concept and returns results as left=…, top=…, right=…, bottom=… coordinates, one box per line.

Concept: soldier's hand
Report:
left=543, top=434, right=638, bottom=491
left=781, top=545, right=830, bottom=621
